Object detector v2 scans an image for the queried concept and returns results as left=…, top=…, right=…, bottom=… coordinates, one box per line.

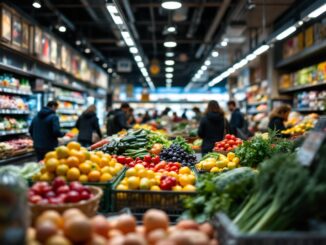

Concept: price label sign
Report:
left=297, top=132, right=325, bottom=166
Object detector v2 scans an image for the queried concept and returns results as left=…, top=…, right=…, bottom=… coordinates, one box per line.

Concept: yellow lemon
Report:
left=227, top=152, right=235, bottom=161
left=210, top=167, right=220, bottom=173
left=150, top=185, right=161, bottom=191
left=127, top=176, right=140, bottom=189
left=227, top=161, right=237, bottom=170
left=172, top=185, right=182, bottom=191
left=135, top=164, right=145, bottom=170
left=232, top=157, right=240, bottom=165
left=126, top=168, right=137, bottom=177
left=182, top=185, right=196, bottom=192
left=179, top=166, right=191, bottom=175
left=146, top=170, right=155, bottom=179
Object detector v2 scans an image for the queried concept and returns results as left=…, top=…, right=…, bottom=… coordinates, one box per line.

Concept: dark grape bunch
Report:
left=159, top=143, right=197, bottom=166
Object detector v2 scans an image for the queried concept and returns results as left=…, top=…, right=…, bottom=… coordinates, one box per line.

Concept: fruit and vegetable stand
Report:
left=0, top=121, right=326, bottom=245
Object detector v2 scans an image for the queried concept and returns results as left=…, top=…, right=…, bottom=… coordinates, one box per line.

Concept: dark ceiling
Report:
left=6, top=0, right=296, bottom=88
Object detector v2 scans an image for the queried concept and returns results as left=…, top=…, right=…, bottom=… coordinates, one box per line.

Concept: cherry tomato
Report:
left=227, top=147, right=233, bottom=151
left=228, top=140, right=235, bottom=145
left=117, top=156, right=126, bottom=164
left=224, top=143, right=230, bottom=148
left=125, top=157, right=133, bottom=164
left=143, top=155, right=152, bottom=163
left=152, top=156, right=160, bottom=164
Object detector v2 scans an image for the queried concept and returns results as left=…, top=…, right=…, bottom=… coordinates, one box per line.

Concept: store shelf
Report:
left=247, top=101, right=269, bottom=106
left=0, top=129, right=28, bottom=136
left=114, top=100, right=207, bottom=104
left=294, top=108, right=325, bottom=113
left=60, top=121, right=76, bottom=127
left=279, top=82, right=326, bottom=93
left=0, top=109, right=30, bottom=115
left=57, top=109, right=79, bottom=115
left=276, top=40, right=326, bottom=69
left=57, top=96, right=84, bottom=104
left=52, top=81, right=86, bottom=93
left=0, top=86, right=32, bottom=96
left=0, top=151, right=35, bottom=165
left=0, top=63, right=35, bottom=78
left=247, top=110, right=268, bottom=115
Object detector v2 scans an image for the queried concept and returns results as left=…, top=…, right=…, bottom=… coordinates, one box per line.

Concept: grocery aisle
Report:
left=0, top=0, right=325, bottom=244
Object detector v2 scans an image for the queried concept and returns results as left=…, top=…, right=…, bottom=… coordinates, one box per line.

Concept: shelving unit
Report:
left=0, top=129, right=29, bottom=136
left=0, top=109, right=30, bottom=115
left=279, top=82, right=326, bottom=93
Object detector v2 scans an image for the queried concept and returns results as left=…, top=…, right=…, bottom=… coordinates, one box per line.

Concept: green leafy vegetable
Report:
left=146, top=133, right=171, bottom=148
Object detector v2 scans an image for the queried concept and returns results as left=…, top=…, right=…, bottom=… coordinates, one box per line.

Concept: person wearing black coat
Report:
left=76, top=105, right=102, bottom=147
left=198, top=100, right=226, bottom=155
left=111, top=103, right=131, bottom=135
left=29, top=101, right=65, bottom=161
left=268, top=104, right=291, bottom=132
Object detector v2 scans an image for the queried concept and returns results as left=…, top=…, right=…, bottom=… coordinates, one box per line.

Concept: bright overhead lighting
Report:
left=75, top=40, right=81, bottom=46
left=121, top=31, right=135, bottom=47
left=165, top=60, right=175, bottom=66
left=238, top=59, right=248, bottom=68
left=58, top=25, right=66, bottom=33
left=166, top=52, right=174, bottom=57
left=165, top=67, right=174, bottom=72
left=204, top=60, right=211, bottom=66
left=275, top=26, right=297, bottom=41
left=106, top=4, right=123, bottom=25
left=166, top=73, right=173, bottom=78
left=164, top=40, right=177, bottom=48
left=102, top=63, right=108, bottom=68
left=112, top=15, right=123, bottom=25
left=107, top=68, right=113, bottom=73
left=166, top=78, right=172, bottom=83
left=253, top=44, right=269, bottom=56
left=307, top=4, right=326, bottom=18
left=212, top=51, right=219, bottom=57
left=227, top=67, right=235, bottom=73
left=166, top=83, right=172, bottom=88
left=129, top=47, right=138, bottom=54
left=84, top=48, right=91, bottom=54
left=106, top=4, right=118, bottom=14
left=201, top=65, right=207, bottom=71
left=135, top=55, right=142, bottom=62
left=221, top=40, right=228, bottom=47
left=246, top=53, right=256, bottom=61
left=167, top=26, right=176, bottom=33
left=32, top=0, right=41, bottom=8
left=161, top=0, right=182, bottom=10
left=137, top=62, right=144, bottom=68
left=298, top=20, right=304, bottom=26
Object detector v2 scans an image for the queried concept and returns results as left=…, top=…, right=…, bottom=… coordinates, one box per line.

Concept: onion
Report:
left=147, top=229, right=167, bottom=245
left=143, top=209, right=169, bottom=234
left=35, top=220, right=58, bottom=243
left=64, top=216, right=92, bottom=242
left=176, top=220, right=199, bottom=230
left=91, top=215, right=110, bottom=238
left=123, top=233, right=147, bottom=245
left=115, top=214, right=136, bottom=234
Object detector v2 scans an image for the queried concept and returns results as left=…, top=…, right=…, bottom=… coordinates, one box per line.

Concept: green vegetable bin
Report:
left=213, top=213, right=326, bottom=245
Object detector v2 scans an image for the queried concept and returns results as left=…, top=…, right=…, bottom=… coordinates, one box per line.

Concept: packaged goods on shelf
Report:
left=0, top=137, right=33, bottom=159
left=295, top=90, right=326, bottom=111
left=0, top=116, right=28, bottom=131
left=0, top=95, right=29, bottom=110
left=0, top=74, right=31, bottom=91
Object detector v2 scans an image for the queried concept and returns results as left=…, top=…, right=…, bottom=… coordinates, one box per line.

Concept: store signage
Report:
left=117, top=59, right=132, bottom=73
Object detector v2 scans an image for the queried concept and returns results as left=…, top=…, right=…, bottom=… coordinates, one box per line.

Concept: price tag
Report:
left=297, top=132, right=325, bottom=166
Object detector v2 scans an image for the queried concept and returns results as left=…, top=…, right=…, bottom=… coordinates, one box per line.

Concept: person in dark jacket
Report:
left=198, top=100, right=226, bottom=155
left=268, top=104, right=291, bottom=132
left=111, top=103, right=130, bottom=134
left=227, top=100, right=245, bottom=136
left=76, top=105, right=102, bottom=147
left=29, top=101, right=65, bottom=161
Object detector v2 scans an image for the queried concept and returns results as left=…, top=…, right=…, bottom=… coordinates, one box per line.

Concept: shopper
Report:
left=198, top=100, right=226, bottom=155
left=29, top=101, right=65, bottom=161
left=142, top=111, right=151, bottom=123
left=227, top=100, right=248, bottom=139
left=111, top=103, right=130, bottom=134
left=106, top=107, right=117, bottom=136
left=75, top=105, right=102, bottom=147
left=268, top=104, right=291, bottom=132
left=127, top=107, right=136, bottom=125
left=172, top=112, right=182, bottom=123
left=181, top=109, right=188, bottom=120
left=192, top=107, right=202, bottom=122
left=152, top=110, right=158, bottom=119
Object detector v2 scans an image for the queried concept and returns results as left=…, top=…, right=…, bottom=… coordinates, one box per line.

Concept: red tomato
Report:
left=65, top=190, right=81, bottom=203
left=224, top=143, right=230, bottom=148
left=171, top=166, right=179, bottom=172
left=29, top=195, right=42, bottom=204
left=231, top=135, right=237, bottom=140
left=152, top=156, right=160, bottom=164
left=125, top=157, right=133, bottom=164
left=228, top=140, right=235, bottom=145
left=220, top=142, right=225, bottom=147
left=143, top=155, right=152, bottom=163
left=172, top=162, right=181, bottom=168
left=117, top=156, right=126, bottom=164
left=227, top=147, right=233, bottom=151
left=225, top=134, right=232, bottom=140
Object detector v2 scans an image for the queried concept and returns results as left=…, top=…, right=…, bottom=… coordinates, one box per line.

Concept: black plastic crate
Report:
left=111, top=172, right=196, bottom=217
left=213, top=213, right=326, bottom=245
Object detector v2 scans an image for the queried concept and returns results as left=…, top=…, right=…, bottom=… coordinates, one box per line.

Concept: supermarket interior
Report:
left=0, top=0, right=325, bottom=244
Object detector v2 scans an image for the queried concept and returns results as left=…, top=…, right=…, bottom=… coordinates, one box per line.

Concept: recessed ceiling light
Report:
left=107, top=68, right=113, bottom=73
left=129, top=47, right=138, bottom=54
left=166, top=52, right=174, bottom=57
left=137, top=62, right=144, bottom=68
left=166, top=78, right=172, bottom=83
left=134, top=55, right=142, bottom=62
left=221, top=40, right=228, bottom=47
left=161, top=0, right=182, bottom=10
left=84, top=48, right=91, bottom=54
left=167, top=26, right=176, bottom=33
left=212, top=51, right=219, bottom=57
left=94, top=57, right=100, bottom=62
left=58, top=25, right=66, bottom=32
left=166, top=73, right=173, bottom=78
left=164, top=40, right=177, bottom=48
left=307, top=4, right=326, bottom=18
left=205, top=60, right=211, bottom=66
left=165, top=60, right=175, bottom=66
left=165, top=67, right=174, bottom=72
left=201, top=65, right=207, bottom=71
left=76, top=40, right=81, bottom=46
left=102, top=63, right=108, bottom=68
left=32, top=0, right=41, bottom=8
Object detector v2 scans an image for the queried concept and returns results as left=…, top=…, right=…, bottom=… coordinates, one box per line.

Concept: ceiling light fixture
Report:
left=137, top=62, right=144, bottom=68
left=135, top=55, right=142, bottom=62
left=307, top=3, right=326, bottom=18
left=164, top=40, right=177, bottom=48
left=166, top=78, right=172, bottom=83
left=212, top=51, right=219, bottom=57
left=245, top=53, right=256, bottom=61
left=84, top=48, right=91, bottom=54
left=166, top=52, right=175, bottom=57
left=221, top=40, right=228, bottom=47
left=102, top=63, right=108, bottom=68
left=166, top=73, right=173, bottom=78
left=167, top=26, right=176, bottom=33
left=58, top=25, right=66, bottom=33
left=275, top=26, right=297, bottom=41
left=129, top=47, right=138, bottom=54
left=94, top=57, right=100, bottom=62
left=107, top=68, right=113, bottom=73
left=32, top=0, right=42, bottom=8
left=204, top=60, right=211, bottom=66
left=121, top=31, right=134, bottom=46
left=161, top=0, right=182, bottom=10
left=165, top=67, right=174, bottom=72
left=165, top=60, right=175, bottom=66
left=201, top=65, right=207, bottom=71
left=253, top=44, right=269, bottom=56
left=75, top=40, right=81, bottom=46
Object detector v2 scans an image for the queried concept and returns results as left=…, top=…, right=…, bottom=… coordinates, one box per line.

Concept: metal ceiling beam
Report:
left=90, top=39, right=211, bottom=44
left=53, top=3, right=222, bottom=8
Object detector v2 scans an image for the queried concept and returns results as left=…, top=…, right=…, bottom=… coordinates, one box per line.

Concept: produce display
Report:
left=32, top=142, right=124, bottom=183
left=27, top=208, right=217, bottom=245
left=0, top=74, right=31, bottom=91
left=116, top=165, right=196, bottom=191
left=295, top=90, right=326, bottom=111
left=213, top=134, right=243, bottom=152
left=282, top=117, right=316, bottom=135
left=29, top=177, right=95, bottom=205
left=0, top=116, right=28, bottom=131
left=160, top=143, right=197, bottom=167
left=0, top=95, right=29, bottom=110
left=0, top=162, right=41, bottom=179
left=0, top=137, right=33, bottom=159
left=195, top=152, right=240, bottom=172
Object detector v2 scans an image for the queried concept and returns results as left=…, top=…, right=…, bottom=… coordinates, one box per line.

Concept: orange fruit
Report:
left=90, top=154, right=101, bottom=165
left=67, top=156, right=80, bottom=168
left=79, top=162, right=91, bottom=174
left=56, top=164, right=69, bottom=176
left=99, top=157, right=109, bottom=168
left=88, top=170, right=101, bottom=182
left=45, top=151, right=57, bottom=161
left=45, top=158, right=59, bottom=172
left=95, top=151, right=104, bottom=158
left=179, top=175, right=192, bottom=187
left=67, top=167, right=80, bottom=181
left=67, top=141, right=81, bottom=151
left=127, top=176, right=140, bottom=190
left=40, top=172, right=54, bottom=181
left=59, top=159, right=68, bottom=166
left=100, top=173, right=113, bottom=182
left=56, top=146, right=70, bottom=159
left=79, top=175, right=88, bottom=183
left=179, top=166, right=191, bottom=175
left=83, top=151, right=91, bottom=160
left=101, top=166, right=110, bottom=174
left=182, top=185, right=196, bottom=192
left=70, top=149, right=86, bottom=163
